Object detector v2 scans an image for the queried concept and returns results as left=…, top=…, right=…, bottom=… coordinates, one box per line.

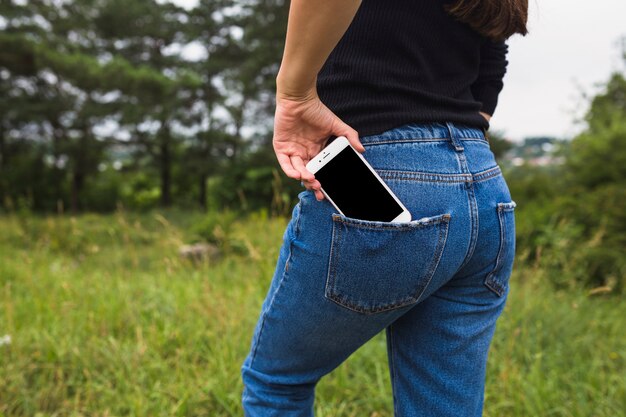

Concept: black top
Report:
left=316, top=0, right=509, bottom=137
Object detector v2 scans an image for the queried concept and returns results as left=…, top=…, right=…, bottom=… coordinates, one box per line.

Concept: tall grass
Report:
left=0, top=211, right=624, bottom=416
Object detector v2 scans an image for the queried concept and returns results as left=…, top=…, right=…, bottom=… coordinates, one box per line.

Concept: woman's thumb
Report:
left=335, top=119, right=365, bottom=153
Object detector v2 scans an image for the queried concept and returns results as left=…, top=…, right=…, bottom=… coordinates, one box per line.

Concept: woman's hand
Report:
left=271, top=0, right=363, bottom=202
left=479, top=111, right=492, bottom=122
left=273, top=85, right=364, bottom=201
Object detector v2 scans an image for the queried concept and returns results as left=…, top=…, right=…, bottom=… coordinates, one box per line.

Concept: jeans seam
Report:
left=362, top=138, right=450, bottom=146
left=362, top=137, right=489, bottom=146
left=414, top=218, right=451, bottom=304
left=449, top=134, right=479, bottom=272
left=249, top=236, right=296, bottom=368
left=457, top=182, right=479, bottom=272
left=387, top=323, right=400, bottom=417
left=324, top=217, right=340, bottom=306
left=293, top=201, right=303, bottom=239
left=472, top=166, right=502, bottom=182
left=375, top=165, right=502, bottom=184
left=360, top=122, right=486, bottom=144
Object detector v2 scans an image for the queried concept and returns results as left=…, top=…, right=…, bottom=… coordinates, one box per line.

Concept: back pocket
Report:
left=484, top=201, right=517, bottom=297
left=325, top=212, right=451, bottom=314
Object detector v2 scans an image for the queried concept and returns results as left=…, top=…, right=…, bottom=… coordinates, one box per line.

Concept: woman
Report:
left=241, top=0, right=528, bottom=416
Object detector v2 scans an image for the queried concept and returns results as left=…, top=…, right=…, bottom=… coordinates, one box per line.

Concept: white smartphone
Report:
left=305, top=136, right=412, bottom=223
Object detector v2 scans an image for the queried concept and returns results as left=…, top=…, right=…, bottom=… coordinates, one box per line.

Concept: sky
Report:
left=491, top=0, right=626, bottom=141
left=170, top=0, right=626, bottom=142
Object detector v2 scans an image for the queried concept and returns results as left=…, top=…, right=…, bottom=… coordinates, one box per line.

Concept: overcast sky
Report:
left=492, top=0, right=626, bottom=141
left=172, top=0, right=625, bottom=142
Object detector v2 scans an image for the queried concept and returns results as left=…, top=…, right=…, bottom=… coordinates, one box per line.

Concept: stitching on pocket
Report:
left=293, top=200, right=303, bottom=239
left=414, top=216, right=450, bottom=304
left=324, top=213, right=451, bottom=314
left=332, top=212, right=449, bottom=229
left=484, top=201, right=516, bottom=297
left=286, top=197, right=304, bottom=242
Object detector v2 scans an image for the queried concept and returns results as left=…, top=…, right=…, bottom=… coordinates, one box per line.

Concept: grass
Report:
left=0, top=210, right=625, bottom=416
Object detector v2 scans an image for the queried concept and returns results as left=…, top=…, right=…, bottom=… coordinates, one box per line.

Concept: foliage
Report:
left=0, top=2, right=625, bottom=294
left=0, top=0, right=289, bottom=213
left=485, top=129, right=514, bottom=161
left=191, top=208, right=249, bottom=256
left=1, top=213, right=625, bottom=416
left=509, top=69, right=626, bottom=294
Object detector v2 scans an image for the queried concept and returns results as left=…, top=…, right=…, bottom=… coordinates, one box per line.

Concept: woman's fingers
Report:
left=335, top=119, right=365, bottom=153
left=276, top=152, right=301, bottom=180
left=302, top=177, right=321, bottom=190
left=276, top=152, right=321, bottom=189
left=290, top=155, right=315, bottom=182
left=301, top=179, right=325, bottom=201
left=348, top=132, right=365, bottom=153
left=302, top=179, right=325, bottom=200
left=314, top=190, right=325, bottom=201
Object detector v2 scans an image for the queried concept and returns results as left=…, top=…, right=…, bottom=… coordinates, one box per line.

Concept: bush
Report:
left=190, top=208, right=247, bottom=256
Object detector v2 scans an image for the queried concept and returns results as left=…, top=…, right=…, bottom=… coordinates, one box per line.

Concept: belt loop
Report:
left=445, top=122, right=464, bottom=152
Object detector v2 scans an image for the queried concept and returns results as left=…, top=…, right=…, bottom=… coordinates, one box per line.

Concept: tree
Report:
left=0, top=1, right=192, bottom=210
left=90, top=0, right=200, bottom=207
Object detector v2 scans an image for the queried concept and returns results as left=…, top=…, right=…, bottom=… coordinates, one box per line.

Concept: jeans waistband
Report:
left=358, top=122, right=487, bottom=145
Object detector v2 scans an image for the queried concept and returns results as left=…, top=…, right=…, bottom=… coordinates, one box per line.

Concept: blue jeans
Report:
left=241, top=122, right=516, bottom=417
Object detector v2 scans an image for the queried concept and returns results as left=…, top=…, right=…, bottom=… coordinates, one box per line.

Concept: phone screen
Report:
left=314, top=145, right=404, bottom=222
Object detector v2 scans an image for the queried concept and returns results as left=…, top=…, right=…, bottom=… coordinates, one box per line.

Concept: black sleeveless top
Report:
left=316, top=0, right=509, bottom=137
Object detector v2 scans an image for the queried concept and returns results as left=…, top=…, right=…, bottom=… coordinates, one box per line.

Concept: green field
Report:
left=1, top=212, right=625, bottom=417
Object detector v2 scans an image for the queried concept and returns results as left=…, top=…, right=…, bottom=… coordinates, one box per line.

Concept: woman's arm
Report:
left=273, top=0, right=365, bottom=202
left=471, top=39, right=509, bottom=121
left=276, top=0, right=362, bottom=99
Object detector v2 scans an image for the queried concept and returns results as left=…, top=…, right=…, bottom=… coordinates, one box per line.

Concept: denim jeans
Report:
left=240, top=121, right=516, bottom=417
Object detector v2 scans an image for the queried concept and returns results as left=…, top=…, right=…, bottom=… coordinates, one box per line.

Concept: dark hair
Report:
left=443, top=0, right=529, bottom=41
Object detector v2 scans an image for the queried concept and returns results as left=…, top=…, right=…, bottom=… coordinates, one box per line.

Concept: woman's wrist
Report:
left=276, top=70, right=318, bottom=102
